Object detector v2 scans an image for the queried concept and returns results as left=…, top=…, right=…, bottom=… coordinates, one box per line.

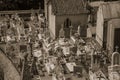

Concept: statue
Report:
left=59, top=24, right=65, bottom=38
left=77, top=25, right=81, bottom=36
left=70, top=25, right=73, bottom=36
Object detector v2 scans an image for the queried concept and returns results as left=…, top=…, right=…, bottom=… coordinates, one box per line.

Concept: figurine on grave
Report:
left=77, top=24, right=81, bottom=36
left=59, top=24, right=65, bottom=38
left=70, top=25, right=73, bottom=36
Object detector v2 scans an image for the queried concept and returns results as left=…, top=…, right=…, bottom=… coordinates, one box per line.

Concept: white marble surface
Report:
left=66, top=62, right=76, bottom=72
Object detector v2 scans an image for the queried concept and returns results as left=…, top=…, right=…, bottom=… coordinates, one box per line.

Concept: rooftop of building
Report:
left=47, top=0, right=88, bottom=15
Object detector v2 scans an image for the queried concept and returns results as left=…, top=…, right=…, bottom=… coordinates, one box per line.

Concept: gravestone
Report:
left=108, top=47, right=120, bottom=80
left=112, top=52, right=120, bottom=66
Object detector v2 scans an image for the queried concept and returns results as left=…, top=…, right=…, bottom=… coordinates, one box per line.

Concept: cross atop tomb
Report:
left=115, top=46, right=119, bottom=52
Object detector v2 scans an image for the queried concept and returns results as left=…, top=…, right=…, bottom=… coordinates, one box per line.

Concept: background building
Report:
left=95, top=1, right=120, bottom=52
left=45, top=0, right=88, bottom=39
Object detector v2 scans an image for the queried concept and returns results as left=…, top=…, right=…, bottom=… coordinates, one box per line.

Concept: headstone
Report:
left=112, top=52, right=120, bottom=66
